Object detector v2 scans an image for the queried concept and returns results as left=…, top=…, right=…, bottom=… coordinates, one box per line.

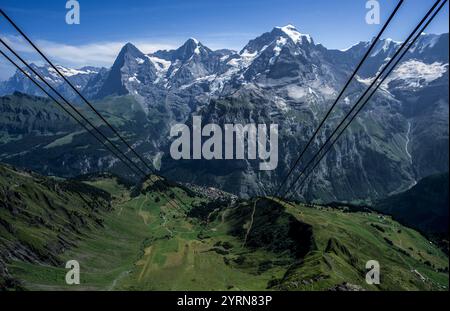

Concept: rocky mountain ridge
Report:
left=0, top=25, right=448, bottom=202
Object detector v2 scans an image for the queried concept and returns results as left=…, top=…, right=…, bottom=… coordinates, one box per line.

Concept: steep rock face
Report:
left=92, top=43, right=158, bottom=100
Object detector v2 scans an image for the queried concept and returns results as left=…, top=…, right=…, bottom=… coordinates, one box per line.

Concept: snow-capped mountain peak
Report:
left=371, top=38, right=402, bottom=56
left=275, top=24, right=313, bottom=45
left=189, top=37, right=199, bottom=44
left=169, top=38, right=211, bottom=61
left=117, top=43, right=145, bottom=60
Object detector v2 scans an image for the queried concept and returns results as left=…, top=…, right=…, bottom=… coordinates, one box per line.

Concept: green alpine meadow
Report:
left=0, top=163, right=447, bottom=290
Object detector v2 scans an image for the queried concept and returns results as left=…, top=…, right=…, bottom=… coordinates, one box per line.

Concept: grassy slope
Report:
left=2, top=170, right=448, bottom=291
left=272, top=199, right=448, bottom=290
left=9, top=178, right=282, bottom=290
left=0, top=164, right=112, bottom=289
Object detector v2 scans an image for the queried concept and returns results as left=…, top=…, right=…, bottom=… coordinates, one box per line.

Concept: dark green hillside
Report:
left=0, top=163, right=111, bottom=289
left=375, top=173, right=449, bottom=239
left=0, top=92, right=75, bottom=138
left=0, top=93, right=161, bottom=180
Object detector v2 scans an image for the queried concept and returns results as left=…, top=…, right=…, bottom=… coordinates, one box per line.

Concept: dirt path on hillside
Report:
left=108, top=270, right=131, bottom=291
left=138, top=246, right=154, bottom=281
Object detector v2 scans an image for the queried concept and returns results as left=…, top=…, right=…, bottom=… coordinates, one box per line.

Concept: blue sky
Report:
left=0, top=0, right=448, bottom=80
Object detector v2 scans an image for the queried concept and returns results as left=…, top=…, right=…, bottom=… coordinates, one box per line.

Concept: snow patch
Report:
left=344, top=96, right=351, bottom=105
left=240, top=49, right=258, bottom=62
left=318, top=85, right=336, bottom=96
left=128, top=75, right=141, bottom=84
left=51, top=66, right=97, bottom=77
left=270, top=37, right=287, bottom=65
left=371, top=38, right=401, bottom=56
left=146, top=55, right=172, bottom=84
left=147, top=56, right=171, bottom=72
left=274, top=97, right=288, bottom=111
left=388, top=60, right=448, bottom=88
left=286, top=85, right=308, bottom=100
left=356, top=75, right=376, bottom=86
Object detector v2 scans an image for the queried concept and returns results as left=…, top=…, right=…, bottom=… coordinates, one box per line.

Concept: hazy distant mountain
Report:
left=0, top=64, right=100, bottom=101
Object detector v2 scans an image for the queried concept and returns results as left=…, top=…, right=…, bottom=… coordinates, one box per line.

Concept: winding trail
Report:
left=108, top=270, right=130, bottom=291
left=161, top=212, right=173, bottom=236
left=138, top=246, right=154, bottom=282
left=137, top=194, right=150, bottom=225
left=159, top=198, right=178, bottom=237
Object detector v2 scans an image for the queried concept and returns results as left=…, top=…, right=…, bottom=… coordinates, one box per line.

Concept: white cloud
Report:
left=0, top=35, right=177, bottom=69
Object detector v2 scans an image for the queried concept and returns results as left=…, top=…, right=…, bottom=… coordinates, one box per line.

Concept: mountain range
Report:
left=0, top=64, right=100, bottom=101
left=0, top=25, right=448, bottom=203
